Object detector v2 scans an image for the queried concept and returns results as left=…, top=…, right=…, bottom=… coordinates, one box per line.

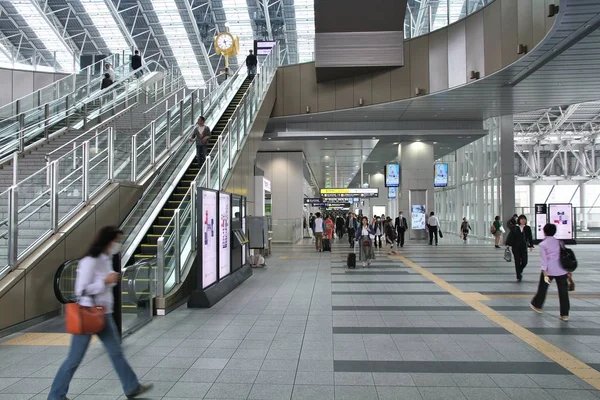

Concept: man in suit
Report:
left=131, top=50, right=143, bottom=77
left=394, top=211, right=408, bottom=247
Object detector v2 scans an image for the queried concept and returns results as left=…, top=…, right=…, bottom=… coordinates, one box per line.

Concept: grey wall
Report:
left=0, top=67, right=69, bottom=107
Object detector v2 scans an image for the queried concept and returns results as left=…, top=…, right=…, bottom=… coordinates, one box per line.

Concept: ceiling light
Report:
left=268, top=138, right=272, bottom=140
left=324, top=138, right=328, bottom=140
left=416, top=139, right=421, bottom=142
left=393, top=142, right=399, bottom=145
left=433, top=142, right=438, bottom=144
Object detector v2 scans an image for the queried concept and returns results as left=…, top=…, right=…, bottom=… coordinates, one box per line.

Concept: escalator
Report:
left=121, top=77, right=253, bottom=312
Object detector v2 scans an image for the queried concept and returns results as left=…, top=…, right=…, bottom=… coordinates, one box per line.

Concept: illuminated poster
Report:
left=548, top=203, right=573, bottom=240
left=219, top=192, right=231, bottom=279
left=241, top=197, right=246, bottom=266
left=388, top=187, right=397, bottom=199
left=434, top=163, right=449, bottom=188
left=535, top=204, right=547, bottom=240
left=201, top=190, right=217, bottom=289
left=411, top=204, right=426, bottom=230
left=385, top=164, right=400, bottom=187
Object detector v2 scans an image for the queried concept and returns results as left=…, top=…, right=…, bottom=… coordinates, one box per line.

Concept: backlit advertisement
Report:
left=535, top=204, right=548, bottom=240
left=434, top=163, right=449, bottom=188
left=388, top=187, right=397, bottom=199
left=241, top=197, right=246, bottom=266
left=201, top=190, right=217, bottom=289
left=219, top=192, right=231, bottom=279
left=411, top=204, right=426, bottom=230
left=548, top=203, right=573, bottom=240
left=385, top=164, right=400, bottom=187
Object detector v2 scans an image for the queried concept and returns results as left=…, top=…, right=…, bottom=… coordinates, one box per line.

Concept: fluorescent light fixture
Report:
left=221, top=0, right=254, bottom=63
left=294, top=0, right=315, bottom=62
left=153, top=0, right=205, bottom=88
left=12, top=0, right=77, bottom=72
left=79, top=0, right=130, bottom=54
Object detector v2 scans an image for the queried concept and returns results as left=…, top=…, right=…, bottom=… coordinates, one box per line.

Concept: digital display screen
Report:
left=241, top=197, right=246, bottom=266
left=254, top=40, right=277, bottom=55
left=535, top=204, right=548, bottom=240
left=548, top=204, right=573, bottom=240
left=385, top=164, right=400, bottom=187
left=388, top=187, right=397, bottom=199
left=434, top=163, right=449, bottom=188
left=411, top=204, right=427, bottom=230
left=201, top=190, right=217, bottom=289
left=219, top=192, right=231, bottom=280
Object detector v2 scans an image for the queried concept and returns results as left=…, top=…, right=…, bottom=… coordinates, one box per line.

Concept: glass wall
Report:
left=434, top=117, right=503, bottom=237
left=404, top=0, right=492, bottom=39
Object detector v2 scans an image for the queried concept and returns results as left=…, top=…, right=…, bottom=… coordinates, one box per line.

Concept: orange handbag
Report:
left=65, top=302, right=105, bottom=335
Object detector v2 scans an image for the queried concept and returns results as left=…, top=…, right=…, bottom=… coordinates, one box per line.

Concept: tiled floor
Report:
left=2, top=236, right=600, bottom=399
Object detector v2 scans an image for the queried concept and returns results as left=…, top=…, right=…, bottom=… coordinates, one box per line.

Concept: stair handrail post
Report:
left=12, top=153, right=18, bottom=186
left=200, top=98, right=204, bottom=117
left=156, top=236, right=165, bottom=297
left=166, top=110, right=172, bottom=151
left=206, top=155, right=211, bottom=188
left=15, top=99, right=20, bottom=115
left=50, top=160, right=59, bottom=232
left=217, top=136, right=223, bottom=190
left=174, top=208, right=181, bottom=285
left=65, top=96, right=70, bottom=126
left=131, top=135, right=137, bottom=182
left=18, top=113, right=25, bottom=153
left=7, top=187, right=18, bottom=269
left=37, top=89, right=42, bottom=107
left=82, top=141, right=90, bottom=204
left=228, top=124, right=233, bottom=169
left=190, top=180, right=197, bottom=250
left=83, top=101, right=88, bottom=130
left=44, top=103, right=50, bottom=139
left=243, top=96, right=248, bottom=133
left=150, top=120, right=156, bottom=165
left=179, top=99, right=184, bottom=137
left=190, top=91, right=195, bottom=126
left=108, top=127, right=114, bottom=181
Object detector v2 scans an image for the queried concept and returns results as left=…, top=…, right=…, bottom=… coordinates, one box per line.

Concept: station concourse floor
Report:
left=2, top=237, right=600, bottom=399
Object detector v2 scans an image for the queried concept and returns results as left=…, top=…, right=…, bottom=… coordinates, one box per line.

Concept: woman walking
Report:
left=492, top=216, right=503, bottom=248
left=49, top=227, right=153, bottom=400
left=506, top=215, right=534, bottom=282
left=355, top=216, right=375, bottom=267
left=460, top=218, right=471, bottom=243
left=530, top=223, right=571, bottom=321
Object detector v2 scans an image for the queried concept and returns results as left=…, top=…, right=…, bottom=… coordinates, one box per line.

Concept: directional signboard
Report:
left=320, top=188, right=379, bottom=198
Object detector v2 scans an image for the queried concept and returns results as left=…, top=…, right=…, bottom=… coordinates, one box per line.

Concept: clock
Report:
left=214, top=32, right=239, bottom=56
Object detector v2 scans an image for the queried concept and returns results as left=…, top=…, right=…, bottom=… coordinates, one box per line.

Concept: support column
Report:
left=580, top=149, right=589, bottom=231
left=499, top=115, right=515, bottom=225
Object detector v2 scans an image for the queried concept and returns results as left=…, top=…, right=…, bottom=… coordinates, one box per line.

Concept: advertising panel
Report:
left=411, top=204, right=427, bottom=230
left=433, top=163, right=449, bottom=188
left=219, top=192, right=231, bottom=279
left=388, top=187, right=397, bottom=199
left=534, top=204, right=548, bottom=240
left=548, top=203, right=573, bottom=240
left=385, top=164, right=400, bottom=187
left=241, top=197, right=246, bottom=266
left=320, top=188, right=379, bottom=198
left=201, top=190, right=218, bottom=289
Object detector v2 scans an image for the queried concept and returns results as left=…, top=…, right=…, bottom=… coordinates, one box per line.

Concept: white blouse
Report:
left=76, top=254, right=117, bottom=314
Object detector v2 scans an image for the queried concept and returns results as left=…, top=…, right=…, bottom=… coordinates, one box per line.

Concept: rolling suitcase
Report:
left=347, top=253, right=356, bottom=268
left=323, top=238, right=331, bottom=252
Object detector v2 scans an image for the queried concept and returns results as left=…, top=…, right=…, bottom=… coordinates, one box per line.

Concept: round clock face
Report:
left=217, top=34, right=233, bottom=51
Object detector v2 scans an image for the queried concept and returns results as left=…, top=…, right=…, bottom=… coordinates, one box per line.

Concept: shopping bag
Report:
left=504, top=248, right=512, bottom=263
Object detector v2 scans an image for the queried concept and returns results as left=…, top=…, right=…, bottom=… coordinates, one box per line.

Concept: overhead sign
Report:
left=219, top=192, right=231, bottom=280
left=385, top=164, right=400, bottom=187
left=548, top=203, right=573, bottom=240
left=388, top=187, right=397, bottom=199
left=320, top=188, right=379, bottom=198
left=434, top=163, right=449, bottom=188
left=304, top=198, right=324, bottom=205
left=254, top=40, right=277, bottom=55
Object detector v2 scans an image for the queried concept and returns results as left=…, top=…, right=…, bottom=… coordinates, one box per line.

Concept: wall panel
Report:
left=466, top=8, right=485, bottom=79
left=12, top=71, right=34, bottom=104
left=448, top=21, right=467, bottom=88
left=0, top=276, right=25, bottom=331
left=483, top=0, right=503, bottom=75
left=24, top=239, right=64, bottom=319
left=517, top=0, right=533, bottom=57
left=532, top=0, right=547, bottom=46
left=410, top=36, right=430, bottom=96
left=300, top=63, right=318, bottom=115
left=371, top=71, right=391, bottom=104
left=353, top=73, right=372, bottom=107
left=33, top=72, right=55, bottom=92
left=429, top=29, right=449, bottom=93
left=391, top=42, right=411, bottom=100
left=0, top=70, right=12, bottom=106
left=282, top=65, right=301, bottom=115
left=274, top=69, right=284, bottom=116
left=335, top=77, right=354, bottom=109
left=317, top=81, right=336, bottom=112
left=501, top=0, right=519, bottom=65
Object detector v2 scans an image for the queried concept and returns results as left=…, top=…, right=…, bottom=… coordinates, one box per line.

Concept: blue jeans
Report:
left=48, top=315, right=139, bottom=400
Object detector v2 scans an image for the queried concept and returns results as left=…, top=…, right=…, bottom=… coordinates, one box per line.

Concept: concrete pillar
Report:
left=398, top=142, right=434, bottom=240
left=580, top=182, right=588, bottom=231
left=499, top=115, right=515, bottom=225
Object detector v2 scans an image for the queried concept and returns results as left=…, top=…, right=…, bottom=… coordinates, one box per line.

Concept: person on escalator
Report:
left=131, top=50, right=143, bottom=78
left=188, top=116, right=211, bottom=166
left=100, top=73, right=113, bottom=90
left=246, top=50, right=257, bottom=79
left=104, top=63, right=115, bottom=82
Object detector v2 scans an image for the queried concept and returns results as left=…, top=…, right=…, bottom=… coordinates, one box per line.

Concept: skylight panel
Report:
left=152, top=0, right=204, bottom=88
left=79, top=0, right=130, bottom=54
left=221, top=0, right=254, bottom=63
left=294, top=0, right=315, bottom=62
left=449, top=0, right=467, bottom=23
left=12, top=0, right=77, bottom=72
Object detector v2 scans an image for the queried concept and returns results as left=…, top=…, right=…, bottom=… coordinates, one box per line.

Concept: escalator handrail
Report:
left=53, top=259, right=79, bottom=304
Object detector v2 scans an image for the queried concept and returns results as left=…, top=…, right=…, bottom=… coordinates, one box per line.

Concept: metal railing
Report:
left=154, top=45, right=279, bottom=298
left=0, top=60, right=249, bottom=280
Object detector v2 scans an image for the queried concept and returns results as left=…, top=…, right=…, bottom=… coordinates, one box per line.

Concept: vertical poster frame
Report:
left=198, top=188, right=219, bottom=290
left=218, top=191, right=232, bottom=281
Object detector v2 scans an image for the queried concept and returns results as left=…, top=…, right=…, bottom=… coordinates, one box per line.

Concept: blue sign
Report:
left=434, top=163, right=449, bottom=188
left=385, top=164, right=400, bottom=187
left=388, top=187, right=397, bottom=199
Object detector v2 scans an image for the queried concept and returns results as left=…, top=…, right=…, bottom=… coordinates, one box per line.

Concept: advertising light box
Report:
left=548, top=203, right=573, bottom=240
left=535, top=204, right=548, bottom=240
left=411, top=204, right=427, bottom=230
left=201, top=190, right=218, bottom=289
left=241, top=197, right=246, bottom=266
left=434, top=163, right=449, bottom=188
left=388, top=187, right=397, bottom=199
left=219, top=192, right=231, bottom=280
left=385, top=164, right=400, bottom=187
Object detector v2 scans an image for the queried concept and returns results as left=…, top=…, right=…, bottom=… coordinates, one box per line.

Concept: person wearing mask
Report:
left=188, top=116, right=211, bottom=166
left=507, top=214, right=519, bottom=232
left=506, top=214, right=534, bottom=282
left=346, top=212, right=358, bottom=248
left=530, top=223, right=571, bottom=321
left=246, top=50, right=258, bottom=79
left=313, top=212, right=324, bottom=251
left=427, top=211, right=441, bottom=246
left=385, top=217, right=397, bottom=255
left=395, top=211, right=408, bottom=248
left=355, top=216, right=375, bottom=267
left=49, top=227, right=153, bottom=400
left=373, top=216, right=383, bottom=249
left=104, top=63, right=115, bottom=82
left=492, top=215, right=503, bottom=248
left=131, top=50, right=143, bottom=77
left=460, top=218, right=472, bottom=243
left=336, top=214, right=345, bottom=240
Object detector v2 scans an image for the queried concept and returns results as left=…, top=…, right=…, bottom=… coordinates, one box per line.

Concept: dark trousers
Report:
left=512, top=246, right=528, bottom=279
left=396, top=229, right=405, bottom=247
left=462, top=230, right=469, bottom=241
left=196, top=144, right=207, bottom=166
left=348, top=229, right=355, bottom=246
left=375, top=235, right=382, bottom=248
left=337, top=228, right=344, bottom=239
left=531, top=272, right=570, bottom=316
left=429, top=226, right=438, bottom=245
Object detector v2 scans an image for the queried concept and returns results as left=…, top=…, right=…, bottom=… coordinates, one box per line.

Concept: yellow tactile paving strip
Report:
left=483, top=293, right=600, bottom=299
left=391, top=254, right=600, bottom=390
left=0, top=332, right=97, bottom=346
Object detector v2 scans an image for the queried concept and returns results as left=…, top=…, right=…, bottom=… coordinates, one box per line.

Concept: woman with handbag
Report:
left=505, top=214, right=534, bottom=282
left=49, top=226, right=153, bottom=400
left=530, top=223, right=572, bottom=321
left=355, top=216, right=375, bottom=267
